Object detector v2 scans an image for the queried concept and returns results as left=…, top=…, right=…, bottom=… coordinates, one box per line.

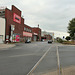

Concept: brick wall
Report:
left=5, top=5, right=24, bottom=42
left=32, top=27, right=41, bottom=41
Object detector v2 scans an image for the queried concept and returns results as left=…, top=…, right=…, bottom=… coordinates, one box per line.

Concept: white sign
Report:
left=11, top=25, right=15, bottom=31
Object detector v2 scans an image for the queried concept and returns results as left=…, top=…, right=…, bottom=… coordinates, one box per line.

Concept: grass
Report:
left=62, top=41, right=75, bottom=45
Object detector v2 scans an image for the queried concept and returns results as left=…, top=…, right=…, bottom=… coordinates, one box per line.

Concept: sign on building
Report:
left=13, top=13, right=21, bottom=24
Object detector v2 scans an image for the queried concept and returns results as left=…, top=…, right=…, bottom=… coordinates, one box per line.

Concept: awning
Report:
left=33, top=33, right=38, bottom=35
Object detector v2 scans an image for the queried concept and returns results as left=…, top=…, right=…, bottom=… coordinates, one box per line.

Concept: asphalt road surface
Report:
left=0, top=42, right=75, bottom=75
left=0, top=42, right=57, bottom=75
left=59, top=45, right=75, bottom=69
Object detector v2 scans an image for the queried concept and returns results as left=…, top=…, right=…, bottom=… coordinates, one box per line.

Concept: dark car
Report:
left=48, top=40, right=52, bottom=43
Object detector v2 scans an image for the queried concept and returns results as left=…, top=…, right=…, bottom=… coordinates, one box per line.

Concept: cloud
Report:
left=46, top=30, right=69, bottom=38
left=0, top=0, right=75, bottom=37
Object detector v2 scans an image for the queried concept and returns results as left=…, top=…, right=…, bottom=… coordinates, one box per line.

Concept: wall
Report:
left=32, top=28, right=41, bottom=41
left=0, top=18, right=5, bottom=41
left=5, top=5, right=24, bottom=42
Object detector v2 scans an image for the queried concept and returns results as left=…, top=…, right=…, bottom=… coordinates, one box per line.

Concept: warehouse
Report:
left=0, top=5, right=32, bottom=43
left=0, top=5, right=41, bottom=43
left=32, top=26, right=41, bottom=41
left=23, top=24, right=32, bottom=42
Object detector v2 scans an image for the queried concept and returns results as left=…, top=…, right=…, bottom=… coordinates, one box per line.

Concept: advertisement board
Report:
left=16, top=35, right=20, bottom=42
left=13, top=13, right=21, bottom=24
left=23, top=31, right=32, bottom=37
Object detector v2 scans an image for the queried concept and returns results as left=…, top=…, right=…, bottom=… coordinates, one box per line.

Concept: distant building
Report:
left=23, top=24, right=32, bottom=42
left=41, top=31, right=54, bottom=41
left=32, top=27, right=41, bottom=41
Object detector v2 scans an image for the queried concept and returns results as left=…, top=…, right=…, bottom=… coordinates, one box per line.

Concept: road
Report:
left=0, top=42, right=57, bottom=75
left=0, top=42, right=75, bottom=75
left=58, top=45, right=75, bottom=75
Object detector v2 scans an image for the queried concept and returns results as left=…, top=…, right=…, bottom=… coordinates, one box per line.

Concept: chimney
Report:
left=38, top=24, right=39, bottom=28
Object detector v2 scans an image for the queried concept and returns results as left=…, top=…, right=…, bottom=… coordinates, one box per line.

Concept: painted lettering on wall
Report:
left=23, top=31, right=32, bottom=37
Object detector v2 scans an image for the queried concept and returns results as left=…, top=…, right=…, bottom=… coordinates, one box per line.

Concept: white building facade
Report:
left=0, top=18, right=5, bottom=43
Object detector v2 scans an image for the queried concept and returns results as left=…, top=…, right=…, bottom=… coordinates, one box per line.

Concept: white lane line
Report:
left=57, top=46, right=61, bottom=75
left=27, top=46, right=53, bottom=75
left=10, top=54, right=35, bottom=57
left=9, top=53, right=43, bottom=57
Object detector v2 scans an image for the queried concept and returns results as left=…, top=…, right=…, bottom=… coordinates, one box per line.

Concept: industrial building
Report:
left=0, top=5, right=41, bottom=43
left=41, top=31, right=54, bottom=41
left=32, top=26, right=41, bottom=41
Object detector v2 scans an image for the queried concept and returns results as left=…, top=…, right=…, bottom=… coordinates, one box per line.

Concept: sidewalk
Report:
left=0, top=43, right=15, bottom=49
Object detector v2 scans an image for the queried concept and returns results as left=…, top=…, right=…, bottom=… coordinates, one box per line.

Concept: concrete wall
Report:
left=0, top=18, right=5, bottom=41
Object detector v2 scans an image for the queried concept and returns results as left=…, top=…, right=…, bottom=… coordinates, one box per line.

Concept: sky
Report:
left=0, top=0, right=75, bottom=38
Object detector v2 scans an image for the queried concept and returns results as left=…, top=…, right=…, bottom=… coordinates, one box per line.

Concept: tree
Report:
left=67, top=18, right=75, bottom=40
left=65, top=36, right=71, bottom=41
left=56, top=37, right=63, bottom=43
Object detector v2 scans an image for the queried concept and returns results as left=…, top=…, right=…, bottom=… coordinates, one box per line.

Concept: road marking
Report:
left=10, top=54, right=35, bottom=57
left=9, top=53, right=43, bottom=57
left=56, top=46, right=61, bottom=75
left=27, top=46, right=53, bottom=75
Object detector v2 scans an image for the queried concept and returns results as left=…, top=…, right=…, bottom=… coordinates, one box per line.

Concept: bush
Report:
left=57, top=38, right=63, bottom=43
left=65, top=36, right=71, bottom=41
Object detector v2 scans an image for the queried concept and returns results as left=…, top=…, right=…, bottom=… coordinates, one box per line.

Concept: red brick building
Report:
left=44, top=35, right=52, bottom=40
left=5, top=5, right=25, bottom=42
left=0, top=5, right=41, bottom=43
left=32, top=27, right=41, bottom=41
left=23, top=24, right=32, bottom=42
left=41, top=31, right=54, bottom=41
left=0, top=5, right=32, bottom=43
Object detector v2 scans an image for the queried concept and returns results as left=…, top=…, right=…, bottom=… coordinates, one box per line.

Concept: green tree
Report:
left=67, top=18, right=75, bottom=40
left=56, top=37, right=63, bottom=43
left=65, top=36, right=71, bottom=41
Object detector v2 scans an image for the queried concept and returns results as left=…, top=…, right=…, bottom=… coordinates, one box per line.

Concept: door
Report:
left=34, top=36, right=37, bottom=41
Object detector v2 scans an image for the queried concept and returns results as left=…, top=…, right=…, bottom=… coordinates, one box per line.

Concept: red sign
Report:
left=13, top=13, right=21, bottom=24
left=23, top=31, right=32, bottom=37
left=16, top=35, right=20, bottom=42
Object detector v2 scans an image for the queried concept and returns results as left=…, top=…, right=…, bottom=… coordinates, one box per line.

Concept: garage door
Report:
left=34, top=36, right=37, bottom=41
left=0, top=36, right=3, bottom=43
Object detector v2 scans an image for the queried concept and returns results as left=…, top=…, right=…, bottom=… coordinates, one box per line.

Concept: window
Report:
left=30, top=29, right=32, bottom=32
left=24, top=27, right=26, bottom=31
left=27, top=28, right=28, bottom=31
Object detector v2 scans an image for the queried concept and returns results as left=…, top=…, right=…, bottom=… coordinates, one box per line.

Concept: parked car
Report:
left=41, top=39, right=45, bottom=42
left=48, top=40, right=52, bottom=43
left=25, top=39, right=31, bottom=43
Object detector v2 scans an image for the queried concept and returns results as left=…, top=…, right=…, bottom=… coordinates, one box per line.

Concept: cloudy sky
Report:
left=0, top=0, right=75, bottom=38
